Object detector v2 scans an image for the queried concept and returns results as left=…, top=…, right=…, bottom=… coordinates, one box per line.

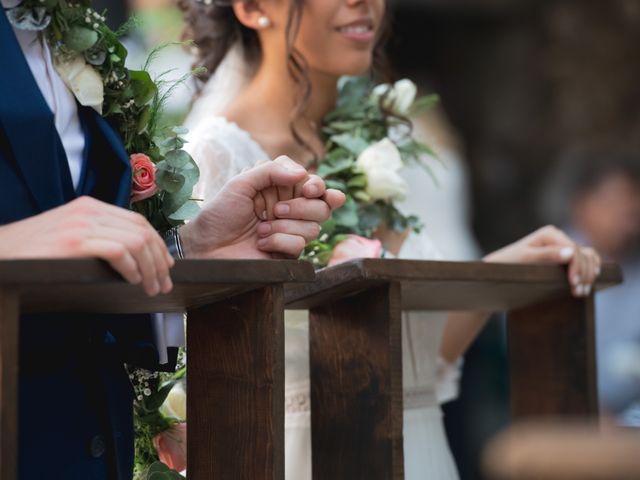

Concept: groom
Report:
left=0, top=4, right=343, bottom=479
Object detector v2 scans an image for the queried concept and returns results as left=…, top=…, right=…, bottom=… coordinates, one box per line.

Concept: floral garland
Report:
left=129, top=351, right=187, bottom=478
left=301, top=76, right=439, bottom=267
left=8, top=1, right=196, bottom=477
left=6, top=0, right=200, bottom=232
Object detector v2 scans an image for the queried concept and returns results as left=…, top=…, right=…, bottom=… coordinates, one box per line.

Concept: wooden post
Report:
left=308, top=283, right=404, bottom=480
left=187, top=286, right=285, bottom=480
left=508, top=295, right=598, bottom=417
left=0, top=289, right=18, bottom=480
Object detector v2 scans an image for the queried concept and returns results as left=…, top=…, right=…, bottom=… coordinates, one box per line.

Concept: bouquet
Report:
left=301, top=76, right=439, bottom=267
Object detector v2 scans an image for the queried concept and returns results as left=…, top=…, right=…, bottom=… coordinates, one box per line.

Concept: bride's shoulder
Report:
left=184, top=116, right=268, bottom=164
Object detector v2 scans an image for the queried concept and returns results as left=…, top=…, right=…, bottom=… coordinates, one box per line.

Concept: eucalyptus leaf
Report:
left=171, top=126, right=189, bottom=136
left=168, top=200, right=200, bottom=221
left=156, top=170, right=185, bottom=194
left=163, top=150, right=191, bottom=169
left=64, top=26, right=98, bottom=52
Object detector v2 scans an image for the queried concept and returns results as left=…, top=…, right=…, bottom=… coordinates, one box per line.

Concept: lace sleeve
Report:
left=185, top=117, right=270, bottom=203
left=187, top=132, right=241, bottom=203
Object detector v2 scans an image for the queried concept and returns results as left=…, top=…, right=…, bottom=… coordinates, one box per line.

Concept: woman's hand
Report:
left=483, top=225, right=602, bottom=297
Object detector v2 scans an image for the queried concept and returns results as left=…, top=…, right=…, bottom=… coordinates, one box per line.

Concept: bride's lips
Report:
left=335, top=18, right=376, bottom=43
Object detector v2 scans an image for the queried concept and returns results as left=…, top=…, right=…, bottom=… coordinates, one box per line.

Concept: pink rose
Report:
left=130, top=153, right=158, bottom=203
left=153, top=423, right=187, bottom=473
left=328, top=235, right=383, bottom=267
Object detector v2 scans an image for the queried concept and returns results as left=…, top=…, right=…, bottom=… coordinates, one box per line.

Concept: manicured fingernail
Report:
left=559, top=247, right=574, bottom=259
left=257, top=238, right=268, bottom=248
left=257, top=223, right=272, bottom=235
left=572, top=275, right=581, bottom=286
left=275, top=204, right=290, bottom=216
left=306, top=185, right=319, bottom=197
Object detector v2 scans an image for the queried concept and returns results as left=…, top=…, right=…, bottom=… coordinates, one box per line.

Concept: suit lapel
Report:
left=77, top=106, right=132, bottom=208
left=0, top=8, right=70, bottom=212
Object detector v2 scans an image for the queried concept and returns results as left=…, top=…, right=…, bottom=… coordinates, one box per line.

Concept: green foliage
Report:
left=301, top=76, right=438, bottom=268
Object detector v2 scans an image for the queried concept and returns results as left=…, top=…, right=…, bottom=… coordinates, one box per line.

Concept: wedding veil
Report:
left=183, top=42, right=255, bottom=130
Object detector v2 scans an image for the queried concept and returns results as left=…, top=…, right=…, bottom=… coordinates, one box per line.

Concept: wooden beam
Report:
left=0, top=289, right=18, bottom=480
left=187, top=286, right=285, bottom=480
left=309, top=283, right=404, bottom=480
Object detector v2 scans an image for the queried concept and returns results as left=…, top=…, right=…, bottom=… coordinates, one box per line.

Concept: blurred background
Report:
left=102, top=0, right=640, bottom=477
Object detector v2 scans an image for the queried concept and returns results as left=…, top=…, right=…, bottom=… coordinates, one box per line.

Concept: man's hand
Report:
left=180, top=158, right=346, bottom=259
left=0, top=196, right=174, bottom=296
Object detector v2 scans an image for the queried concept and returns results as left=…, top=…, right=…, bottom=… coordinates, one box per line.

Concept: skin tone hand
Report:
left=0, top=196, right=174, bottom=297
left=440, top=225, right=602, bottom=364
left=483, top=225, right=602, bottom=297
left=180, top=158, right=345, bottom=259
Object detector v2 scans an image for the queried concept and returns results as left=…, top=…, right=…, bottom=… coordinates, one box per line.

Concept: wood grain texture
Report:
left=0, top=289, right=18, bottom=480
left=187, top=286, right=285, bottom=480
left=508, top=295, right=598, bottom=418
left=286, top=259, right=622, bottom=311
left=0, top=259, right=314, bottom=314
left=309, top=283, right=404, bottom=480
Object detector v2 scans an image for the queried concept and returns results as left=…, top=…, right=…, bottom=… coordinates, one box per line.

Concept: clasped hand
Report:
left=0, top=157, right=345, bottom=296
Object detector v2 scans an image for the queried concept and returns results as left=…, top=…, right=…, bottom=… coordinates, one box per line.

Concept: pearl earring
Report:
left=257, top=16, right=271, bottom=28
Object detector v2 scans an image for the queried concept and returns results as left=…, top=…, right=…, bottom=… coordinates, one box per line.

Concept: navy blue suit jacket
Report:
left=0, top=10, right=171, bottom=479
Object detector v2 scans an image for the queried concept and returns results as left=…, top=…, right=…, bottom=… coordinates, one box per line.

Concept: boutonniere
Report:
left=7, top=0, right=202, bottom=233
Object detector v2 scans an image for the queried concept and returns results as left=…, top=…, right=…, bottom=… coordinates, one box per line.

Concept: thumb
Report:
left=237, top=161, right=308, bottom=195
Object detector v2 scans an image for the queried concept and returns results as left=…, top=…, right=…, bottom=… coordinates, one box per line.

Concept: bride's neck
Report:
left=237, top=53, right=338, bottom=142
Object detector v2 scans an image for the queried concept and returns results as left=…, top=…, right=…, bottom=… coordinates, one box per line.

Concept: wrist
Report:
left=178, top=219, right=223, bottom=259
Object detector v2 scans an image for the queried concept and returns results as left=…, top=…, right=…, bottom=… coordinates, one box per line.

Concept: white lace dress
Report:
left=184, top=116, right=460, bottom=480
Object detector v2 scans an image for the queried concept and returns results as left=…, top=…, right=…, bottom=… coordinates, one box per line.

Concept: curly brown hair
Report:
left=179, top=0, right=391, bottom=160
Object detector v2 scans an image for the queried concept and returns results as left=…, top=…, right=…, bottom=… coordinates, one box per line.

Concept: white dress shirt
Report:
left=10, top=20, right=84, bottom=188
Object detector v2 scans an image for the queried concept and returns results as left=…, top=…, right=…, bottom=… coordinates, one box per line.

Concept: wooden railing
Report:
left=0, top=259, right=314, bottom=480
left=0, top=258, right=622, bottom=479
left=285, top=259, right=622, bottom=480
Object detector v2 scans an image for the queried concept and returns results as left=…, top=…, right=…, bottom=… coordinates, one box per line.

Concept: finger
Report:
left=323, top=189, right=347, bottom=211
left=273, top=198, right=331, bottom=223
left=256, top=233, right=306, bottom=258
left=92, top=226, right=160, bottom=296
left=262, top=186, right=280, bottom=221
left=518, top=245, right=574, bottom=264
left=93, top=212, right=174, bottom=290
left=257, top=220, right=321, bottom=244
left=301, top=174, right=326, bottom=199
left=147, top=234, right=174, bottom=294
left=570, top=249, right=590, bottom=297
left=254, top=191, right=267, bottom=221
left=80, top=238, right=142, bottom=285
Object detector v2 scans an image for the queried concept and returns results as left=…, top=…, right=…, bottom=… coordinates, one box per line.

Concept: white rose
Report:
left=54, top=55, right=104, bottom=114
left=356, top=138, right=409, bottom=201
left=160, top=382, right=187, bottom=421
left=372, top=79, right=417, bottom=116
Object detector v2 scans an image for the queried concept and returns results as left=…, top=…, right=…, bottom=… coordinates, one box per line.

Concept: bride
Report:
left=179, top=0, right=601, bottom=478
